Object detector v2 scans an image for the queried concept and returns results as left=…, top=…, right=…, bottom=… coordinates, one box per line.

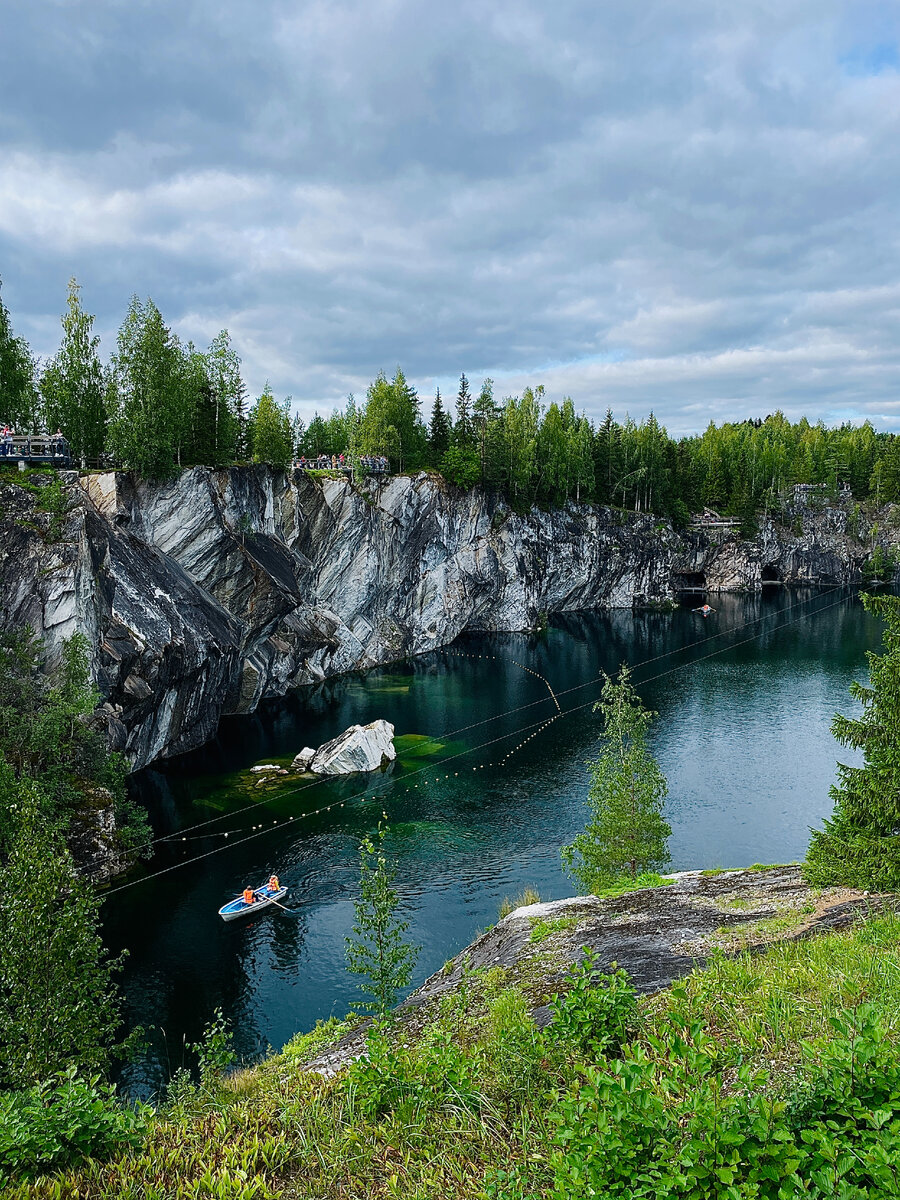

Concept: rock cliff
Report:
left=0, top=466, right=891, bottom=770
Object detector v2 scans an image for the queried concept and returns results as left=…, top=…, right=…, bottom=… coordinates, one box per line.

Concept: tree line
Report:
left=5, top=277, right=900, bottom=521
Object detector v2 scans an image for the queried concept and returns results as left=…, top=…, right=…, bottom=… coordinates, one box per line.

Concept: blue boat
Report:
left=218, top=882, right=288, bottom=921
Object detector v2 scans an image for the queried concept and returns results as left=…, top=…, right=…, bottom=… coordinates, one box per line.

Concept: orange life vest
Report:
left=269, top=875, right=279, bottom=891
left=243, top=888, right=254, bottom=904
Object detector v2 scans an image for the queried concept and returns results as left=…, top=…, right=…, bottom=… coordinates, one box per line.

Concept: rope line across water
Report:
left=143, top=582, right=849, bottom=853
left=103, top=586, right=856, bottom=897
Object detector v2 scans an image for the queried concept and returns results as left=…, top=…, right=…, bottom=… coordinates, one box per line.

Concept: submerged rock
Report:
left=308, top=720, right=396, bottom=775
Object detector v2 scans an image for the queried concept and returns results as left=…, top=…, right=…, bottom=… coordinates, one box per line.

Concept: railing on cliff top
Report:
left=0, top=433, right=73, bottom=467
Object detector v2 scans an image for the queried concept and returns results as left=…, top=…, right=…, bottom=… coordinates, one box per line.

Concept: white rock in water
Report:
left=309, top=720, right=396, bottom=775
left=250, top=764, right=281, bottom=773
left=292, top=747, right=317, bottom=770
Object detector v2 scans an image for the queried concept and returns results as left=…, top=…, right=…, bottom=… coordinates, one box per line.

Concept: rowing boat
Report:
left=218, top=883, right=288, bottom=921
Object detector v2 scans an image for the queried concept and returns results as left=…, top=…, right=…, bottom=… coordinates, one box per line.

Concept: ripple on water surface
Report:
left=106, top=590, right=881, bottom=1096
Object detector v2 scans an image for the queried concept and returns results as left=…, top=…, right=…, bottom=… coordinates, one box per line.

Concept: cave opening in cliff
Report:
left=761, top=564, right=783, bottom=585
left=673, top=571, right=707, bottom=594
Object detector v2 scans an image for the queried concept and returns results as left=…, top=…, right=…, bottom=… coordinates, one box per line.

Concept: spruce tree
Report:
left=806, top=593, right=900, bottom=889
left=428, top=387, right=451, bottom=461
left=562, top=664, right=671, bottom=892
left=454, top=372, right=474, bottom=448
left=346, top=822, right=419, bottom=1017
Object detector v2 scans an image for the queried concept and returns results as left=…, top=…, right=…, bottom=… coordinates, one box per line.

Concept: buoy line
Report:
left=141, top=581, right=851, bottom=854
left=103, top=585, right=857, bottom=897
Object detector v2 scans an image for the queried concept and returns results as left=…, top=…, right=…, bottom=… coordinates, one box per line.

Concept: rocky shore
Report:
left=0, top=466, right=892, bottom=771
left=303, top=864, right=887, bottom=1078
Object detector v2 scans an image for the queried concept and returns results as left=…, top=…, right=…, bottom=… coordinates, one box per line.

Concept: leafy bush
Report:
left=548, top=1002, right=900, bottom=1198
left=547, top=953, right=638, bottom=1058
left=0, top=1070, right=146, bottom=1183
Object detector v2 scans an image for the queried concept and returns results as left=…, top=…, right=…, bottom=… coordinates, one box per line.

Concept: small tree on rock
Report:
left=806, top=592, right=900, bottom=890
left=562, top=664, right=671, bottom=893
left=346, top=821, right=418, bottom=1018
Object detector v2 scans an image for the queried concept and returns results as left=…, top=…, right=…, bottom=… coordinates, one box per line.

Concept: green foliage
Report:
left=0, top=1069, right=145, bottom=1184
left=428, top=388, right=451, bottom=460
left=806, top=592, right=900, bottom=889
left=39, top=279, right=107, bottom=462
left=360, top=368, right=427, bottom=472
left=440, top=444, right=480, bottom=489
left=547, top=952, right=638, bottom=1057
left=0, top=277, right=40, bottom=431
left=562, top=663, right=671, bottom=891
left=0, top=791, right=125, bottom=1089
left=106, top=296, right=184, bottom=477
left=346, top=821, right=419, bottom=1017
left=548, top=1002, right=900, bottom=1198
left=189, top=1008, right=236, bottom=1091
left=0, top=629, right=133, bottom=850
left=250, top=385, right=293, bottom=469
left=17, top=908, right=900, bottom=1199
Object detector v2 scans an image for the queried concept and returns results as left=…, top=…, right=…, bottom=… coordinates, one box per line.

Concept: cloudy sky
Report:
left=2, top=0, right=899, bottom=434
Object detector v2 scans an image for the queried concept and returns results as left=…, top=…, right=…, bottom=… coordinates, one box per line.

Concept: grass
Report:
left=528, top=915, right=580, bottom=944
left=11, top=906, right=900, bottom=1198
left=497, top=887, right=541, bottom=919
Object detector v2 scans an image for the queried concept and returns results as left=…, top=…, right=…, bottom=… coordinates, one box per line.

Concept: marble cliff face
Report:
left=0, top=467, right=882, bottom=771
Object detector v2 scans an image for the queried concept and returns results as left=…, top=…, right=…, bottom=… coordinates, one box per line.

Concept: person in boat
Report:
left=242, top=886, right=255, bottom=905
left=268, top=875, right=280, bottom=892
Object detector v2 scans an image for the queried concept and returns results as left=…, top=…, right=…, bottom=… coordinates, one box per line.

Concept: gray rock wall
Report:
left=0, top=467, right=887, bottom=771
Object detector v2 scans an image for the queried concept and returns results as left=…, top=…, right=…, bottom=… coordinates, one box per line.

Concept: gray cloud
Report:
left=2, top=0, right=900, bottom=433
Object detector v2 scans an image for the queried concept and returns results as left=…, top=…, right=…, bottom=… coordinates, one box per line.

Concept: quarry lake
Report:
left=108, top=587, right=882, bottom=1096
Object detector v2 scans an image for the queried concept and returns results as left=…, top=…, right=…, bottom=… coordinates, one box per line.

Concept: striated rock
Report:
left=250, top=764, right=282, bottom=773
left=2, top=466, right=896, bottom=771
left=292, top=747, right=316, bottom=770
left=309, top=719, right=396, bottom=775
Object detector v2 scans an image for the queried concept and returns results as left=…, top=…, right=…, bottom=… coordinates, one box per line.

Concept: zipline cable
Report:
left=143, top=582, right=851, bottom=853
left=103, top=585, right=856, bottom=897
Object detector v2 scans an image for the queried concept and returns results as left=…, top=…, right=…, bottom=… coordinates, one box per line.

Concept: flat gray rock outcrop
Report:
left=303, top=865, right=889, bottom=1078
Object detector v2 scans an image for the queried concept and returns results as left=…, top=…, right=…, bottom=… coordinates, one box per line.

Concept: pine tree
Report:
left=428, top=387, right=451, bottom=461
left=805, top=593, right=900, bottom=889
left=40, top=278, right=107, bottom=462
left=561, top=664, right=671, bottom=892
left=0, top=786, right=124, bottom=1088
left=346, top=822, right=419, bottom=1017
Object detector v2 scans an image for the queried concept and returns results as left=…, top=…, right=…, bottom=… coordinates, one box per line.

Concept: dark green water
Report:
left=107, top=588, right=880, bottom=1096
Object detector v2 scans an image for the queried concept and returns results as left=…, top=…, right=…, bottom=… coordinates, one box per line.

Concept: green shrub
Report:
left=0, top=1069, right=146, bottom=1183
left=547, top=953, right=638, bottom=1058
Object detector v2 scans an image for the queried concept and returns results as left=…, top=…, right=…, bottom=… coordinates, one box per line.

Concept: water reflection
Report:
left=107, top=588, right=881, bottom=1096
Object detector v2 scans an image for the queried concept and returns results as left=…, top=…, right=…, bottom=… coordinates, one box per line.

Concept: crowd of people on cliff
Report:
left=293, top=453, right=389, bottom=474
left=0, top=425, right=70, bottom=458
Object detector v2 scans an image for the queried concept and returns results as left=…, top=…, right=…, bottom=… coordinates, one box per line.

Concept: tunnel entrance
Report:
left=673, top=571, right=707, bottom=595
left=761, top=564, right=783, bottom=585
